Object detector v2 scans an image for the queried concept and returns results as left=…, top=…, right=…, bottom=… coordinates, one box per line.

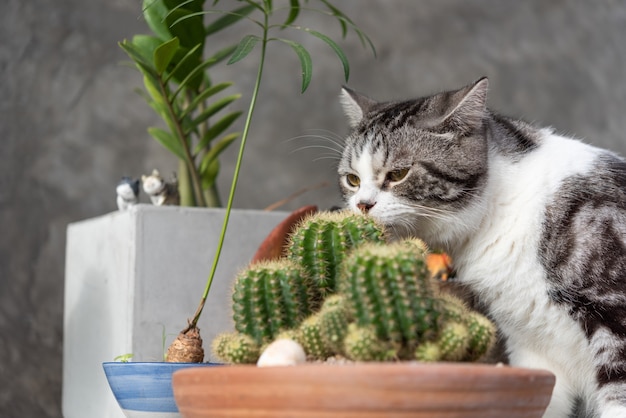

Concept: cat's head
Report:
left=338, top=78, right=490, bottom=243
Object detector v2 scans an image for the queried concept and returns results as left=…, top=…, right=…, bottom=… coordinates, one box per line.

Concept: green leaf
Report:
left=165, top=0, right=204, bottom=14
left=154, top=37, right=180, bottom=74
left=142, top=74, right=166, bottom=106
left=283, top=0, right=300, bottom=27
left=189, top=94, right=241, bottom=132
left=142, top=0, right=172, bottom=40
left=148, top=127, right=186, bottom=160
left=276, top=38, right=312, bottom=93
left=163, top=43, right=202, bottom=84
left=119, top=40, right=158, bottom=77
left=181, top=82, right=234, bottom=119
left=130, top=35, right=163, bottom=63
left=194, top=111, right=242, bottom=154
left=227, top=34, right=261, bottom=65
left=317, top=0, right=376, bottom=55
left=205, top=4, right=257, bottom=36
left=305, top=29, right=349, bottom=81
left=114, top=353, right=134, bottom=363
left=200, top=132, right=240, bottom=173
left=318, top=0, right=348, bottom=37
left=147, top=99, right=170, bottom=121
left=133, top=87, right=152, bottom=103
left=206, top=43, right=239, bottom=66
left=200, top=157, right=220, bottom=189
left=166, top=8, right=206, bottom=49
left=170, top=56, right=218, bottom=101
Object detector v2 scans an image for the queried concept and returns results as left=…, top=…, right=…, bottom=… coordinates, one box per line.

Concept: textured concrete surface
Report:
left=1, top=0, right=625, bottom=416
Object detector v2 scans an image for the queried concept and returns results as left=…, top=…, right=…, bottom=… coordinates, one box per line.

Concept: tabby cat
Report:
left=338, top=77, right=626, bottom=418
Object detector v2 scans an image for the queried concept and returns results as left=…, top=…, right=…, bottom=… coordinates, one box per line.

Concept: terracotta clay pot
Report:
left=250, top=205, right=317, bottom=263
left=172, top=362, right=555, bottom=418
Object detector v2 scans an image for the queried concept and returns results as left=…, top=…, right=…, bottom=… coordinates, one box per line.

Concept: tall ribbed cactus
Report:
left=287, top=211, right=386, bottom=296
left=338, top=239, right=439, bottom=358
left=232, top=259, right=316, bottom=345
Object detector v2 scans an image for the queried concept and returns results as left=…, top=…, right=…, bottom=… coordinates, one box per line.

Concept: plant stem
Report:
left=185, top=14, right=269, bottom=332
left=159, top=78, right=207, bottom=207
left=178, top=159, right=195, bottom=206
left=204, top=184, right=222, bottom=207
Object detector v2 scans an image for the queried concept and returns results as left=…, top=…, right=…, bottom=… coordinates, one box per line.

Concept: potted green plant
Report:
left=63, top=1, right=372, bottom=417
left=172, top=210, right=556, bottom=418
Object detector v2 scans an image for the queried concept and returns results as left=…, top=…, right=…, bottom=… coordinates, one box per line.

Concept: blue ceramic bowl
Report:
left=103, top=362, right=220, bottom=418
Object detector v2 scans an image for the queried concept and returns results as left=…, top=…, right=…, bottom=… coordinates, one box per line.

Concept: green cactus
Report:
left=215, top=210, right=497, bottom=365
left=414, top=294, right=495, bottom=362
left=438, top=294, right=496, bottom=361
left=338, top=239, right=442, bottom=358
left=287, top=211, right=386, bottom=296
left=232, top=259, right=316, bottom=345
left=317, top=295, right=351, bottom=354
left=298, top=314, right=330, bottom=360
left=462, top=310, right=496, bottom=361
left=212, top=332, right=260, bottom=364
left=343, top=323, right=395, bottom=361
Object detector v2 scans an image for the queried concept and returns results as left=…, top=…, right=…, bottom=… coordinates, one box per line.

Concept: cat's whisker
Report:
left=290, top=144, right=343, bottom=155
left=312, top=154, right=342, bottom=163
left=284, top=131, right=346, bottom=149
left=306, top=128, right=345, bottom=142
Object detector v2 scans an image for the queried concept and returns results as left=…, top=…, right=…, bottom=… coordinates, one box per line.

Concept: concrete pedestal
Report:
left=62, top=205, right=287, bottom=418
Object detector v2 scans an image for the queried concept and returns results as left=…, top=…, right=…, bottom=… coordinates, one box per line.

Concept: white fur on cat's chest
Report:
left=452, top=131, right=602, bottom=408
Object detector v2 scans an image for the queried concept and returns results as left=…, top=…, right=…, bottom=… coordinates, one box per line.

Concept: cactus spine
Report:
left=287, top=211, right=386, bottom=296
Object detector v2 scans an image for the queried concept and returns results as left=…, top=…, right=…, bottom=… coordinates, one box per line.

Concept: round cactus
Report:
left=414, top=294, right=496, bottom=362
left=298, top=314, right=330, bottom=360
left=338, top=239, right=442, bottom=356
left=317, top=295, right=351, bottom=354
left=343, top=323, right=395, bottom=361
left=438, top=294, right=496, bottom=361
left=461, top=311, right=496, bottom=361
left=287, top=211, right=386, bottom=296
left=211, top=332, right=260, bottom=364
left=232, top=259, right=316, bottom=345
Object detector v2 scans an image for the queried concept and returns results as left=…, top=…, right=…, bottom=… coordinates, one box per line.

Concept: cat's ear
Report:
left=439, top=77, right=488, bottom=132
left=340, top=86, right=376, bottom=128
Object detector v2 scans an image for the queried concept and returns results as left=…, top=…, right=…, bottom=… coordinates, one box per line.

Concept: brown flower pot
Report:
left=172, top=362, right=555, bottom=418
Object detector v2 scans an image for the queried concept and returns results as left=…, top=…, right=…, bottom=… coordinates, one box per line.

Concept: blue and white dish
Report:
left=102, top=362, right=219, bottom=418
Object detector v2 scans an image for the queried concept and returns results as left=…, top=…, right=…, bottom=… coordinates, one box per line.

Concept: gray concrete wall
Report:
left=1, top=0, right=625, bottom=416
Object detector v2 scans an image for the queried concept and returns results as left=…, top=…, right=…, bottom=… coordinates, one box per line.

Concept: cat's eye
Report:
left=387, top=168, right=410, bottom=183
left=346, top=173, right=360, bottom=187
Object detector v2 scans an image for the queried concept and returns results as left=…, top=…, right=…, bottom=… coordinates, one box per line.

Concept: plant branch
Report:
left=184, top=11, right=270, bottom=332
left=158, top=77, right=207, bottom=207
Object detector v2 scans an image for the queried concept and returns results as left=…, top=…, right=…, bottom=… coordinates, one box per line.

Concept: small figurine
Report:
left=116, top=176, right=140, bottom=211
left=141, top=169, right=180, bottom=206
left=426, top=252, right=454, bottom=282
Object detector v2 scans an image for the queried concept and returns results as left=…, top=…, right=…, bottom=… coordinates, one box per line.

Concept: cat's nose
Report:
left=357, top=201, right=376, bottom=213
